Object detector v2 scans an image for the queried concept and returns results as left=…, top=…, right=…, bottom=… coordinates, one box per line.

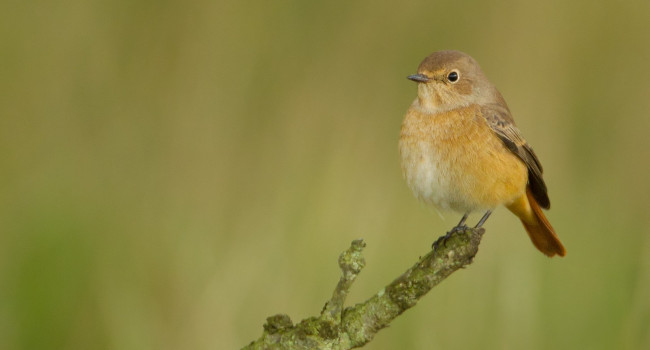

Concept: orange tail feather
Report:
left=507, top=187, right=566, bottom=257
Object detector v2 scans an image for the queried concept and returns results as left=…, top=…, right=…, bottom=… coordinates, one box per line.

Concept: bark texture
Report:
left=243, top=227, right=486, bottom=349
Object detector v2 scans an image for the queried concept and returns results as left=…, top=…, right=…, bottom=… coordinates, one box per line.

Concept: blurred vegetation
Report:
left=1, top=0, right=649, bottom=349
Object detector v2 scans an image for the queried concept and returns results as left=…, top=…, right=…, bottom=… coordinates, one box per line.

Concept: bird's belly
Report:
left=399, top=108, right=527, bottom=213
left=401, top=144, right=469, bottom=211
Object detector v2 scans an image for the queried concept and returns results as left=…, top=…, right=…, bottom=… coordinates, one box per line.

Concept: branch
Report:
left=242, top=227, right=486, bottom=349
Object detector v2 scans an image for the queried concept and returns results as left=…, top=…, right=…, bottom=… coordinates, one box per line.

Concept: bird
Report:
left=399, top=50, right=566, bottom=257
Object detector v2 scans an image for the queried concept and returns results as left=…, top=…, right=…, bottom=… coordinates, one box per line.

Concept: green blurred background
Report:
left=1, top=0, right=650, bottom=349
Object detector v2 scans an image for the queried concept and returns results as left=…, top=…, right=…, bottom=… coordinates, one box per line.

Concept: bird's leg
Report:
left=475, top=210, right=492, bottom=228
left=433, top=213, right=470, bottom=249
left=453, top=213, right=470, bottom=231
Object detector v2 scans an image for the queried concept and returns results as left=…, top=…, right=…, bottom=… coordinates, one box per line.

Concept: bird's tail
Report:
left=507, top=187, right=566, bottom=257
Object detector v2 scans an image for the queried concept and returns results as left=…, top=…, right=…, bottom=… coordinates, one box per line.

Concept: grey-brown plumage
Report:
left=482, top=104, right=551, bottom=209
left=400, top=49, right=565, bottom=257
left=415, top=51, right=551, bottom=209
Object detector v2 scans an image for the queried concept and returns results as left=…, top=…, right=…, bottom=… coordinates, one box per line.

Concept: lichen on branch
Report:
left=243, top=227, right=486, bottom=350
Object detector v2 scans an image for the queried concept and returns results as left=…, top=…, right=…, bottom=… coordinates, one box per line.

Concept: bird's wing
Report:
left=481, top=104, right=550, bottom=209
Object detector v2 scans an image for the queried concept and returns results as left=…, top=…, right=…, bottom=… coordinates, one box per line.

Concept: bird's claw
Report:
left=432, top=225, right=468, bottom=250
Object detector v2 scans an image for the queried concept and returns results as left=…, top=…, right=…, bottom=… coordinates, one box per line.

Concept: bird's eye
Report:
left=447, top=70, right=459, bottom=83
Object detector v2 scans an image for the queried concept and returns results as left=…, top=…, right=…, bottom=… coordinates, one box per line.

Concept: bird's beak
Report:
left=407, top=74, right=430, bottom=83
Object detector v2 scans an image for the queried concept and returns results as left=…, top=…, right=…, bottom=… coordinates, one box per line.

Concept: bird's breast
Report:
left=399, top=103, right=527, bottom=213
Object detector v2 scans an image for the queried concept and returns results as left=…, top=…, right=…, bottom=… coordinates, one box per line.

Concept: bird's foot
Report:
left=432, top=224, right=469, bottom=250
